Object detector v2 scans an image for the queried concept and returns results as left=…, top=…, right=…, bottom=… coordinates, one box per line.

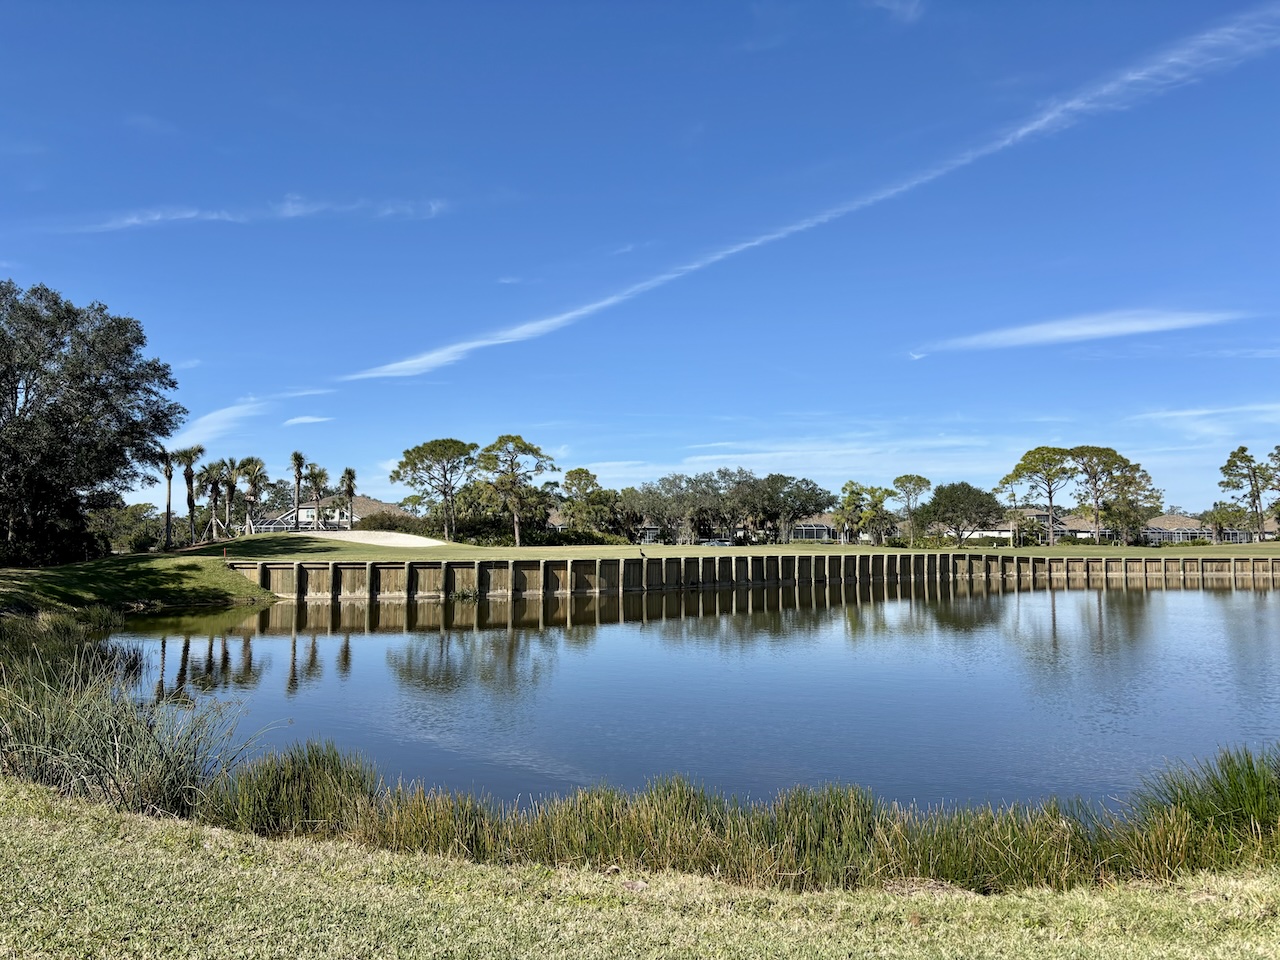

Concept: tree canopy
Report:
left=390, top=438, right=479, bottom=542
left=921, top=482, right=1002, bottom=545
left=891, top=474, right=930, bottom=547
left=1218, top=446, right=1275, bottom=542
left=476, top=435, right=556, bottom=547
left=0, top=281, right=184, bottom=565
left=1000, top=447, right=1076, bottom=546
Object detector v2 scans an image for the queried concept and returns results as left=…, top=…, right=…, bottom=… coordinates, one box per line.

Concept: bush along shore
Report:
left=3, top=611, right=1280, bottom=895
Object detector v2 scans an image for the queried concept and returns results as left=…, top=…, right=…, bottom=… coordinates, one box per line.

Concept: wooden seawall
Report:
left=226, top=554, right=1280, bottom=603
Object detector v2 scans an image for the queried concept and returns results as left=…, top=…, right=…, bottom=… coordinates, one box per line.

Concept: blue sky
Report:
left=3, top=1, right=1278, bottom=511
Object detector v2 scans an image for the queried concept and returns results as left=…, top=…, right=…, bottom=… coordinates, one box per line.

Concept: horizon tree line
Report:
left=142, top=437, right=1280, bottom=552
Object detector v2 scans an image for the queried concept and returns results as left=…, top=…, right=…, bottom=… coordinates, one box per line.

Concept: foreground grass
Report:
left=3, top=777, right=1279, bottom=960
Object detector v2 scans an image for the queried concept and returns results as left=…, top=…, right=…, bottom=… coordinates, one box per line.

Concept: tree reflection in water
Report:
left=152, top=631, right=266, bottom=702
left=386, top=629, right=556, bottom=700
left=127, top=580, right=1202, bottom=711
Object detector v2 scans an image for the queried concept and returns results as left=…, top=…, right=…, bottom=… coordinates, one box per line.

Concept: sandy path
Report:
left=293, top=530, right=446, bottom=548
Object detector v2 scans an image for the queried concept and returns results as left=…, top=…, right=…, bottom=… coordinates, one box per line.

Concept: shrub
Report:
left=529, top=530, right=632, bottom=547
left=354, top=511, right=433, bottom=537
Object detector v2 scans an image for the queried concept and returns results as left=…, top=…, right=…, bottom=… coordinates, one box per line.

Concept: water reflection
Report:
left=127, top=579, right=1220, bottom=705
left=388, top=631, right=557, bottom=698
left=119, top=580, right=1280, bottom=806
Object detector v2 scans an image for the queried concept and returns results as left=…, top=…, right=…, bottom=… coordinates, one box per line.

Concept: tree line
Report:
left=4, top=279, right=1278, bottom=566
left=379, top=439, right=1157, bottom=548
left=383, top=439, right=1275, bottom=548
left=152, top=447, right=359, bottom=550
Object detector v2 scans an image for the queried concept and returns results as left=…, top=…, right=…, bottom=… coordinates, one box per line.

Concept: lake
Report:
left=119, top=581, right=1280, bottom=807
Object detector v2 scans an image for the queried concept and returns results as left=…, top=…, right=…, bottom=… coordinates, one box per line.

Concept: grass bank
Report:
left=3, top=776, right=1279, bottom=960
left=0, top=553, right=273, bottom=612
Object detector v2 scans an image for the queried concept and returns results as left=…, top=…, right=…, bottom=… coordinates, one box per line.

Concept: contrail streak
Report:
left=345, top=3, right=1280, bottom=380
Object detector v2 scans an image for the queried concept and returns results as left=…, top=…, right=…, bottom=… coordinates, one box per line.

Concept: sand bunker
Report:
left=294, top=530, right=446, bottom=548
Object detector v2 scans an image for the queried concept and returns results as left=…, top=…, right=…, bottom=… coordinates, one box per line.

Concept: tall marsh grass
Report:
left=4, top=608, right=1280, bottom=892
left=0, top=610, right=247, bottom=816
left=203, top=740, right=381, bottom=837
left=215, top=747, right=1280, bottom=893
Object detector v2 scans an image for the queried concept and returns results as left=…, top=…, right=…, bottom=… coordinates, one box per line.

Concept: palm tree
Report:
left=159, top=447, right=174, bottom=551
left=338, top=467, right=357, bottom=530
left=290, top=451, right=307, bottom=532
left=196, top=461, right=225, bottom=540
left=305, top=463, right=329, bottom=530
left=240, top=457, right=268, bottom=534
left=222, top=457, right=242, bottom=537
left=173, top=445, right=205, bottom=546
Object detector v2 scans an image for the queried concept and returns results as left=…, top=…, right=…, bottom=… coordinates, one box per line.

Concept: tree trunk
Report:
left=1046, top=493, right=1056, bottom=547
left=164, top=477, right=173, bottom=551
left=513, top=508, right=521, bottom=547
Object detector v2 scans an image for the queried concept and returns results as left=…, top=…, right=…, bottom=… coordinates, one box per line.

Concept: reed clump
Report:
left=0, top=609, right=246, bottom=816
left=202, top=740, right=381, bottom=837
left=349, top=779, right=1099, bottom=892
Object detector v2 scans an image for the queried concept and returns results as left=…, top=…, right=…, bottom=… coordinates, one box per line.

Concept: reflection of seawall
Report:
left=227, top=554, right=1280, bottom=602
left=235, top=585, right=858, bottom=637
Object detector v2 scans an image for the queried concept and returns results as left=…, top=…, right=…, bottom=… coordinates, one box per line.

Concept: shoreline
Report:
left=3, top=775, right=1279, bottom=958
left=6, top=532, right=1278, bottom=614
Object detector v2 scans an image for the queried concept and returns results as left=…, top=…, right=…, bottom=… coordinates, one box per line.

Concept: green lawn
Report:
left=196, top=532, right=1280, bottom=562
left=3, top=776, right=1278, bottom=960
left=0, top=553, right=273, bottom=612
left=2, top=533, right=1275, bottom=613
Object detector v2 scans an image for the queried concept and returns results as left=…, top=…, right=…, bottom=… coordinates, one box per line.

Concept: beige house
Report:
left=261, top=495, right=413, bottom=532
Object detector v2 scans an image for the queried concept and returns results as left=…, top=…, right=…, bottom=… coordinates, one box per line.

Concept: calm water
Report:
left=119, top=582, right=1280, bottom=806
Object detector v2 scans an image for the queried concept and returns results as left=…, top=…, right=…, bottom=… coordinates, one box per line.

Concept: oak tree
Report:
left=0, top=281, right=184, bottom=564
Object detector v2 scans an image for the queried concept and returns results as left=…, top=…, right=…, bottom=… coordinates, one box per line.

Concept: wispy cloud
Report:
left=866, top=0, right=924, bottom=24
left=71, top=194, right=446, bottom=233
left=1207, top=347, right=1280, bottom=359
left=283, top=415, right=333, bottom=426
left=611, top=240, right=655, bottom=256
left=270, top=388, right=336, bottom=399
left=1129, top=402, right=1280, bottom=422
left=585, top=430, right=1019, bottom=492
left=346, top=4, right=1280, bottom=381
left=497, top=276, right=523, bottom=285
left=925, top=309, right=1242, bottom=353
left=173, top=358, right=203, bottom=370
left=79, top=207, right=242, bottom=232
left=1126, top=402, right=1280, bottom=441
left=169, top=402, right=267, bottom=448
